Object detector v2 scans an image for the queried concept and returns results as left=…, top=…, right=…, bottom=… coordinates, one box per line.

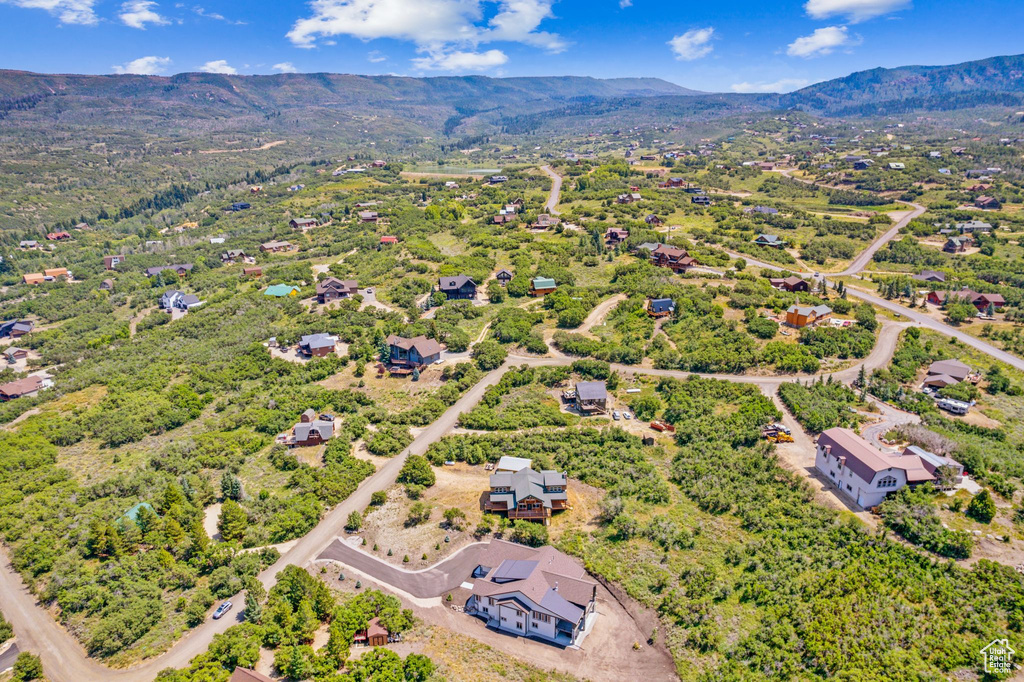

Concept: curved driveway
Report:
left=317, top=540, right=486, bottom=599
left=540, top=166, right=563, bottom=215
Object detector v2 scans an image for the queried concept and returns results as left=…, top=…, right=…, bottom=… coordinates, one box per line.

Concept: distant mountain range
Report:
left=782, top=53, right=1024, bottom=115
left=0, top=53, right=1022, bottom=137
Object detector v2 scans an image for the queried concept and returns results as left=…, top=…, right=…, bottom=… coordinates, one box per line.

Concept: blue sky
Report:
left=1, top=0, right=1022, bottom=92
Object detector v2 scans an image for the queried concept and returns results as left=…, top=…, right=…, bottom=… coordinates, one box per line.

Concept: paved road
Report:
left=0, top=643, right=20, bottom=674
left=0, top=361, right=512, bottom=682
left=318, top=540, right=486, bottom=598
left=838, top=202, right=926, bottom=276
left=540, top=166, right=563, bottom=215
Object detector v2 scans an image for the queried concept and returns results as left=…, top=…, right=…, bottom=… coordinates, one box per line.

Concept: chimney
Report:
left=553, top=581, right=558, bottom=592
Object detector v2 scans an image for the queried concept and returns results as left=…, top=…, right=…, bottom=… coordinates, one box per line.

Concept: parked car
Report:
left=623, top=412, right=633, bottom=420
left=612, top=410, right=621, bottom=421
left=212, top=601, right=233, bottom=620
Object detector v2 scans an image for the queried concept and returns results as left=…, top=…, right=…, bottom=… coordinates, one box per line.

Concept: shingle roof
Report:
left=575, top=381, right=607, bottom=401
left=386, top=334, right=443, bottom=358
left=438, top=275, right=476, bottom=291
left=818, top=428, right=933, bottom=483
left=300, top=333, right=338, bottom=351
left=489, top=468, right=567, bottom=510
left=927, top=359, right=971, bottom=381
left=294, top=420, right=334, bottom=441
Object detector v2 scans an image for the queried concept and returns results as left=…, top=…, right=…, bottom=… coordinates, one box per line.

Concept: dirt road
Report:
left=838, top=202, right=926, bottom=276
left=577, top=294, right=626, bottom=337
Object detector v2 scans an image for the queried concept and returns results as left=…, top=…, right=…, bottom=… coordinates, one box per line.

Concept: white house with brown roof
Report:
left=814, top=428, right=934, bottom=508
left=468, top=540, right=597, bottom=646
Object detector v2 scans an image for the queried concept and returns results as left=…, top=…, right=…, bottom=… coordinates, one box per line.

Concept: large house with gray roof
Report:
left=290, top=420, right=334, bottom=447
left=484, top=464, right=569, bottom=525
left=468, top=540, right=597, bottom=646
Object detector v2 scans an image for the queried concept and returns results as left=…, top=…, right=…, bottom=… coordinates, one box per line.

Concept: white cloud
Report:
left=667, top=27, right=714, bottom=61
left=198, top=59, right=237, bottom=74
left=112, top=55, right=172, bottom=75
left=367, top=50, right=387, bottom=63
left=272, top=62, right=298, bottom=73
left=412, top=49, right=508, bottom=71
left=0, top=0, right=98, bottom=24
left=119, top=0, right=169, bottom=28
left=287, top=0, right=565, bottom=71
left=192, top=5, right=246, bottom=24
left=729, top=78, right=810, bottom=93
left=804, top=0, right=910, bottom=22
left=619, top=0, right=631, bottom=7
left=786, top=25, right=858, bottom=57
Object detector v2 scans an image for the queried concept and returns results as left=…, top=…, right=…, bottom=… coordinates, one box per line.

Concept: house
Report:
left=662, top=177, right=686, bottom=188
left=0, top=320, right=33, bottom=338
left=386, top=335, right=443, bottom=374
left=243, top=267, right=262, bottom=278
left=22, top=273, right=45, bottom=285
left=615, top=192, right=641, bottom=204
left=292, top=420, right=334, bottom=447
left=19, top=240, right=39, bottom=250
left=495, top=456, right=533, bottom=474
left=438, top=275, right=477, bottom=300
left=467, top=540, right=597, bottom=646
left=605, top=228, right=629, bottom=247
left=358, top=211, right=379, bottom=223
left=888, top=162, right=905, bottom=171
left=484, top=467, right=569, bottom=526
left=644, top=214, right=664, bottom=226
left=975, top=195, right=1001, bottom=210
left=785, top=304, right=832, bottom=328
left=379, top=236, right=398, bottom=246
left=0, top=375, right=48, bottom=401
left=103, top=255, right=124, bottom=270
left=650, top=245, right=697, bottom=272
left=161, top=290, right=203, bottom=312
left=146, top=264, right=193, bottom=278
left=495, top=269, right=513, bottom=286
left=633, top=242, right=660, bottom=255
left=928, top=287, right=1005, bottom=310
left=260, top=240, right=293, bottom=254
left=927, top=359, right=971, bottom=383
left=815, top=428, right=934, bottom=508
left=923, top=373, right=961, bottom=389
left=316, top=277, right=359, bottom=303
left=691, top=195, right=711, bottom=206
left=290, top=218, right=318, bottom=230
left=769, top=276, right=809, bottom=292
left=221, top=250, right=247, bottom=264
left=745, top=206, right=779, bottom=215
left=853, top=160, right=873, bottom=170
left=371, top=159, right=386, bottom=168
left=298, top=333, right=338, bottom=357
left=493, top=214, right=516, bottom=225
left=490, top=175, right=508, bottom=184
left=912, top=270, right=946, bottom=283
left=957, top=220, right=992, bottom=233
left=300, top=408, right=317, bottom=424
left=943, top=237, right=969, bottom=253
left=754, top=234, right=785, bottom=248
left=534, top=214, right=558, bottom=229
left=529, top=277, right=557, bottom=297
left=574, top=380, right=607, bottom=414
left=44, top=268, right=69, bottom=280
left=647, top=298, right=675, bottom=318
left=229, top=668, right=274, bottom=682
left=353, top=618, right=389, bottom=647
left=100, top=279, right=114, bottom=291
left=46, top=231, right=72, bottom=241
left=229, top=202, right=251, bottom=212
left=264, top=284, right=301, bottom=298
left=3, top=347, right=28, bottom=363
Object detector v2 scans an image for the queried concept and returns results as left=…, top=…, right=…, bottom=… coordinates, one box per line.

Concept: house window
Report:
left=516, top=622, right=522, bottom=630
left=878, top=475, right=898, bottom=489
left=500, top=616, right=506, bottom=622
left=488, top=597, right=495, bottom=606
left=829, top=470, right=835, bottom=478
left=532, top=611, right=550, bottom=623
left=846, top=484, right=852, bottom=491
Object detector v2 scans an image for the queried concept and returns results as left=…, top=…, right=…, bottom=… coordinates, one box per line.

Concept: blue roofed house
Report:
left=647, top=298, right=675, bottom=318
left=468, top=540, right=598, bottom=646
left=264, top=284, right=301, bottom=298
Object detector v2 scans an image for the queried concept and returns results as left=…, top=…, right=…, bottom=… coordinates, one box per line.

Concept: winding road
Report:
left=3, top=161, right=1022, bottom=681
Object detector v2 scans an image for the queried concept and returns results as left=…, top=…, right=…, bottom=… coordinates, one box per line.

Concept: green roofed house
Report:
left=264, top=284, right=301, bottom=298
left=530, top=277, right=557, bottom=297
left=123, top=502, right=154, bottom=523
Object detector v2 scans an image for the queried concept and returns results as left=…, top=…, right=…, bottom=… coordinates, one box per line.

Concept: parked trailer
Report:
left=937, top=398, right=970, bottom=415
left=650, top=420, right=675, bottom=433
